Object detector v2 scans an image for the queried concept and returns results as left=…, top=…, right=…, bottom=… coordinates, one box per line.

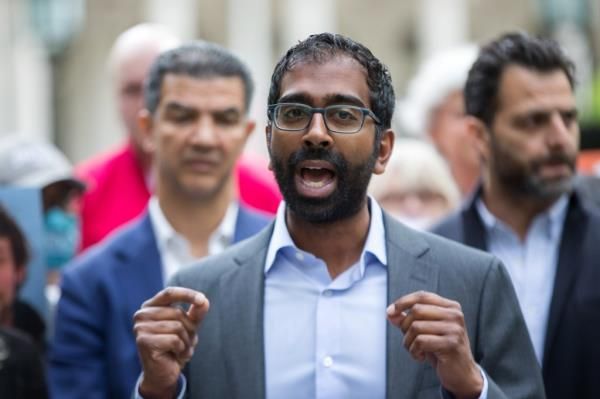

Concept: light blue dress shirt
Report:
left=263, top=200, right=388, bottom=399
left=476, top=195, right=568, bottom=364
left=137, top=199, right=488, bottom=398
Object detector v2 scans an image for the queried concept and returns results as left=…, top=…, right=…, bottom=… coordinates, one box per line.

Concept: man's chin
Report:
left=285, top=196, right=338, bottom=223
left=527, top=175, right=575, bottom=199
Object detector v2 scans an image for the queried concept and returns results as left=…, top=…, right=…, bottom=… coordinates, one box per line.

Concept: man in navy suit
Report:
left=49, top=42, right=272, bottom=399
left=433, top=32, right=600, bottom=399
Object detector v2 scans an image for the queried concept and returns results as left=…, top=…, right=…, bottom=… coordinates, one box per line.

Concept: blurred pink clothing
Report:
left=76, top=140, right=281, bottom=251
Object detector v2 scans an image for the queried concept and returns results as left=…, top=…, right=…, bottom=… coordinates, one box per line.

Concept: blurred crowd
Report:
left=0, top=22, right=599, bottom=399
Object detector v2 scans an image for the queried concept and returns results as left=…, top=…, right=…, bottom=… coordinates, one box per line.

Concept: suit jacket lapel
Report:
left=115, top=214, right=164, bottom=315
left=233, top=205, right=252, bottom=243
left=232, top=205, right=268, bottom=243
left=384, top=214, right=439, bottom=399
left=461, top=189, right=488, bottom=250
left=542, top=195, right=586, bottom=371
left=216, top=225, right=273, bottom=399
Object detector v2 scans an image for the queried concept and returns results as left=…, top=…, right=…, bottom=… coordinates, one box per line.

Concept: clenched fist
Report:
left=133, top=287, right=210, bottom=399
left=387, top=291, right=483, bottom=399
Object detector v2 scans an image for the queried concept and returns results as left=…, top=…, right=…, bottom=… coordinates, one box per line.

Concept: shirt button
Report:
left=295, top=252, right=304, bottom=261
left=323, top=290, right=333, bottom=297
left=323, top=356, right=333, bottom=368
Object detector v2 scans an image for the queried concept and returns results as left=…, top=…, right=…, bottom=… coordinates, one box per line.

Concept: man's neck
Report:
left=157, top=181, right=235, bottom=258
left=482, top=179, right=559, bottom=241
left=286, top=201, right=371, bottom=280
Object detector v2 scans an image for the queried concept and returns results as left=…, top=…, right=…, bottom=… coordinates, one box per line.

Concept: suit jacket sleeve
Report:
left=475, top=258, right=546, bottom=399
left=49, top=266, right=109, bottom=398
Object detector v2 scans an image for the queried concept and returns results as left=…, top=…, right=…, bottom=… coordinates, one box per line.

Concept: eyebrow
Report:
left=164, top=101, right=196, bottom=113
left=164, top=102, right=243, bottom=115
left=276, top=93, right=367, bottom=108
left=516, top=106, right=578, bottom=117
left=277, top=93, right=313, bottom=105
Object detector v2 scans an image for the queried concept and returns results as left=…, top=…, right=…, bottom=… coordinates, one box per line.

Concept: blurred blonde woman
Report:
left=369, top=137, right=460, bottom=230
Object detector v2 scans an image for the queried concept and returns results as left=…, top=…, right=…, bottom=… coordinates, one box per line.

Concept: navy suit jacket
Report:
left=433, top=188, right=600, bottom=399
left=49, top=206, right=270, bottom=399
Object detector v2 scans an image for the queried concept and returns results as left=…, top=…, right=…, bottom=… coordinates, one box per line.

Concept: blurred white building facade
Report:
left=1, top=0, right=599, bottom=161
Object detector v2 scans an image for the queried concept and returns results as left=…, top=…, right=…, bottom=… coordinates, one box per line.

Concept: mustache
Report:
left=531, top=152, right=576, bottom=170
left=287, top=148, right=347, bottom=172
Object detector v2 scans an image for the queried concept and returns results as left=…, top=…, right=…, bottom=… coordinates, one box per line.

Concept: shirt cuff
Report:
left=477, top=365, right=489, bottom=399
left=134, top=373, right=187, bottom=399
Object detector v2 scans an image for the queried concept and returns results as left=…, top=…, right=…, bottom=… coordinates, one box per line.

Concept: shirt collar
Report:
left=148, top=196, right=238, bottom=254
left=476, top=194, right=569, bottom=240
left=149, top=197, right=178, bottom=252
left=264, top=197, right=387, bottom=274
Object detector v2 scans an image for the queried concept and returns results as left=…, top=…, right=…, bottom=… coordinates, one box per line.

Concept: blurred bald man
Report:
left=76, top=24, right=179, bottom=250
left=397, top=45, right=480, bottom=196
left=76, top=24, right=281, bottom=251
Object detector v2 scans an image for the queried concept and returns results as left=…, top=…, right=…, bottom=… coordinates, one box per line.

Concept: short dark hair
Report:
left=144, top=41, right=254, bottom=114
left=465, top=31, right=576, bottom=126
left=268, top=33, right=395, bottom=134
left=0, top=205, right=29, bottom=269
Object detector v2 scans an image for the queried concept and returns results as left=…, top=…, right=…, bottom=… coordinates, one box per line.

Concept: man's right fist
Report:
left=133, top=287, right=210, bottom=399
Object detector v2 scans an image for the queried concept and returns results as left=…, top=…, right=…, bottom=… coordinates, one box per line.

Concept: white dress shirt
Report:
left=476, top=195, right=568, bottom=364
left=147, top=197, right=238, bottom=282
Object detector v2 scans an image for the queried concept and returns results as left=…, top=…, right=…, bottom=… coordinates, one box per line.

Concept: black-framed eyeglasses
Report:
left=267, top=103, right=381, bottom=134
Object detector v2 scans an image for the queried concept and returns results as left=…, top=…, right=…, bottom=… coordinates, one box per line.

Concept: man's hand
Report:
left=387, top=291, right=483, bottom=399
left=133, top=287, right=210, bottom=399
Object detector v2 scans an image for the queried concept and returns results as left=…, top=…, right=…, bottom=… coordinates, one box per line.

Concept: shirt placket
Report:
left=315, top=285, right=342, bottom=399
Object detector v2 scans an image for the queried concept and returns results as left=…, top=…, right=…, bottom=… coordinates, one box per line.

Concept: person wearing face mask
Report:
left=0, top=134, right=85, bottom=329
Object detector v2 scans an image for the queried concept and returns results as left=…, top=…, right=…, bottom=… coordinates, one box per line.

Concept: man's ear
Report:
left=466, top=116, right=490, bottom=162
left=15, top=266, right=26, bottom=286
left=265, top=124, right=273, bottom=171
left=373, top=129, right=394, bottom=175
left=138, top=109, right=156, bottom=154
left=243, top=118, right=256, bottom=140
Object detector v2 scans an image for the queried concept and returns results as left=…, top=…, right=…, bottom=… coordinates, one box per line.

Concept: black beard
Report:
left=271, top=147, right=377, bottom=224
left=490, top=136, right=576, bottom=200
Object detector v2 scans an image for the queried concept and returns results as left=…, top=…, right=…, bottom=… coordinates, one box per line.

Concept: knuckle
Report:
left=133, top=309, right=144, bottom=321
left=449, top=335, right=461, bottom=348
left=174, top=337, right=186, bottom=353
left=133, top=322, right=143, bottom=336
left=410, top=320, right=424, bottom=334
left=413, top=336, right=426, bottom=351
left=163, top=286, right=177, bottom=299
left=450, top=308, right=465, bottom=324
left=411, top=303, right=424, bottom=317
left=415, top=290, right=428, bottom=301
left=448, top=324, right=463, bottom=337
left=450, top=300, right=462, bottom=310
left=175, top=307, right=186, bottom=320
left=135, top=334, right=149, bottom=348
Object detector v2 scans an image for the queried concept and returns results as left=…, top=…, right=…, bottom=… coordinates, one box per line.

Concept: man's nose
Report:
left=302, top=112, right=333, bottom=149
left=546, top=112, right=575, bottom=150
left=190, top=117, right=219, bottom=146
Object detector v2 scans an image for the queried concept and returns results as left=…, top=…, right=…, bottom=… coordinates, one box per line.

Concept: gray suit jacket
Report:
left=170, top=212, right=545, bottom=399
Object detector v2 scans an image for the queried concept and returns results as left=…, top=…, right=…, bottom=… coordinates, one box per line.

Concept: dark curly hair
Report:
left=465, top=31, right=576, bottom=127
left=268, top=33, right=395, bottom=136
left=0, top=204, right=29, bottom=269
